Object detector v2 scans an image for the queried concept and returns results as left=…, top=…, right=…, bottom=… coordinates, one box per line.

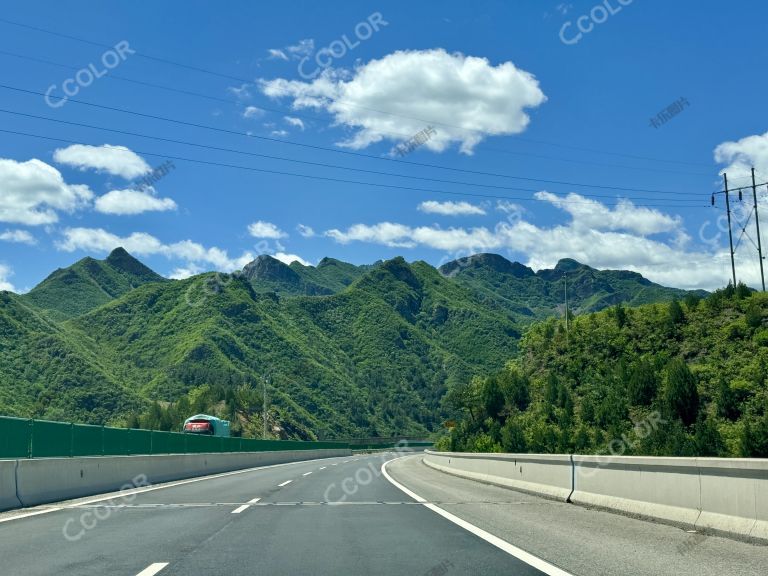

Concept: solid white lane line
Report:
left=136, top=563, right=169, bottom=576
left=231, top=505, right=250, bottom=514
left=303, top=472, right=313, bottom=476
left=278, top=480, right=293, bottom=487
left=381, top=457, right=574, bottom=576
left=248, top=497, right=261, bottom=504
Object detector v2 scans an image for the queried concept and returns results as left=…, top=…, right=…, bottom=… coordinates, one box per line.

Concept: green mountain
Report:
left=22, top=247, right=167, bottom=320
left=440, top=253, right=701, bottom=322
left=1, top=249, right=705, bottom=439
left=439, top=285, right=768, bottom=457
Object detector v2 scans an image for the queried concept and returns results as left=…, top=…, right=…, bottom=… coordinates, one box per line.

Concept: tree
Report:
left=667, top=299, right=685, bottom=327
left=501, top=418, right=527, bottom=452
left=663, top=359, right=699, bottom=427
left=628, top=359, right=658, bottom=406
left=481, top=376, right=505, bottom=420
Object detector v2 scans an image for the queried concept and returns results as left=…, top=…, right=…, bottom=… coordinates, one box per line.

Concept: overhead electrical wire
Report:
left=0, top=83, right=704, bottom=198
left=0, top=128, right=706, bottom=209
left=0, top=16, right=712, bottom=169
left=0, top=48, right=714, bottom=178
left=0, top=107, right=707, bottom=203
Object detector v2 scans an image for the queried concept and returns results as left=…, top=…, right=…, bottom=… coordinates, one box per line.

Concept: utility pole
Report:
left=723, top=173, right=737, bottom=287
left=752, top=167, right=766, bottom=291
left=564, top=273, right=569, bottom=338
left=262, top=375, right=268, bottom=439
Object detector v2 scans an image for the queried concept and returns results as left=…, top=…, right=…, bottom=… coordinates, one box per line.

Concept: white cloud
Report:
left=248, top=221, right=288, bottom=239
left=0, top=158, right=93, bottom=225
left=53, top=144, right=151, bottom=179
left=94, top=189, right=177, bottom=215
left=260, top=48, right=546, bottom=154
left=418, top=200, right=486, bottom=216
left=284, top=116, right=305, bottom=130
left=56, top=228, right=255, bottom=273
left=268, top=49, right=289, bottom=61
left=228, top=84, right=252, bottom=100
left=324, top=193, right=747, bottom=290
left=714, top=130, right=768, bottom=182
left=271, top=130, right=289, bottom=137
left=273, top=252, right=310, bottom=266
left=296, top=224, right=315, bottom=237
left=0, top=229, right=36, bottom=245
left=268, top=39, right=314, bottom=61
left=243, top=106, right=266, bottom=119
left=0, top=264, right=15, bottom=292
left=535, top=191, right=681, bottom=236
left=168, top=264, right=203, bottom=280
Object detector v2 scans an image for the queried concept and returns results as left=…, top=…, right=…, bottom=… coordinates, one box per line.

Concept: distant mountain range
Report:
left=0, top=248, right=703, bottom=438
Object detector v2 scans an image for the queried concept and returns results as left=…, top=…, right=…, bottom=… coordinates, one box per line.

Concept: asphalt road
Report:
left=0, top=452, right=763, bottom=575
left=0, top=452, right=556, bottom=576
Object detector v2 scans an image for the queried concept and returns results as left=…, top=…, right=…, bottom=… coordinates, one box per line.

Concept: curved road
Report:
left=0, top=452, right=763, bottom=575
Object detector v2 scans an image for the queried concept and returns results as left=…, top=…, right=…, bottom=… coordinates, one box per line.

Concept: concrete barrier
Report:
left=0, top=460, right=21, bottom=511
left=3, top=448, right=349, bottom=511
left=424, top=450, right=768, bottom=543
left=423, top=451, right=572, bottom=500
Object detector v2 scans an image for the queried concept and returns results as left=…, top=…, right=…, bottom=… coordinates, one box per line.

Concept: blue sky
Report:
left=1, top=0, right=768, bottom=292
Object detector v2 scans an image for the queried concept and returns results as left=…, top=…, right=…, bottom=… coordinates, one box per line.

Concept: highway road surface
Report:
left=0, top=452, right=764, bottom=575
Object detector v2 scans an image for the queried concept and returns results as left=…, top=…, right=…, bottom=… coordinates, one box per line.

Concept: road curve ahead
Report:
left=0, top=453, right=566, bottom=576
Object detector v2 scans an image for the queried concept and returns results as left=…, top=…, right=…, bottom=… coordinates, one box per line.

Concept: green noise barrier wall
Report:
left=0, top=416, right=348, bottom=459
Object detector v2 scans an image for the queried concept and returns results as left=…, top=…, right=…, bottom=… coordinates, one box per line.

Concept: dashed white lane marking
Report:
left=303, top=472, right=313, bottom=476
left=248, top=497, right=261, bottom=504
left=231, top=505, right=250, bottom=514
left=136, top=563, right=169, bottom=576
left=381, top=457, right=574, bottom=576
left=278, top=480, right=293, bottom=487
left=319, top=466, right=327, bottom=470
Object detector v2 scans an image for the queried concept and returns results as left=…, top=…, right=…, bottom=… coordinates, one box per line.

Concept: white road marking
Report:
left=381, top=457, right=574, bottom=576
left=231, top=505, right=250, bottom=514
left=319, top=466, right=327, bottom=470
left=0, top=458, right=339, bottom=525
left=278, top=480, right=293, bottom=487
left=248, top=497, right=262, bottom=504
left=136, top=563, right=169, bottom=576
left=303, top=472, right=313, bottom=476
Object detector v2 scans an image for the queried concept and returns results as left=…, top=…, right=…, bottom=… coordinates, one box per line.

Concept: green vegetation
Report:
left=438, top=286, right=768, bottom=457
left=1, top=248, right=707, bottom=442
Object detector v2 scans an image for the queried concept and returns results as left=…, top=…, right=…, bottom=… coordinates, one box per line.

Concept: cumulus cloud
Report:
left=260, top=48, right=546, bottom=154
left=94, top=189, right=177, bottom=215
left=324, top=193, right=744, bottom=290
left=56, top=227, right=255, bottom=273
left=535, top=192, right=681, bottom=235
left=0, top=229, right=36, bottom=245
left=418, top=200, right=486, bottom=216
left=271, top=130, right=289, bottom=137
left=296, top=224, right=315, bottom=237
left=714, top=130, right=768, bottom=182
left=273, top=252, right=311, bottom=266
left=53, top=144, right=151, bottom=179
left=0, top=264, right=15, bottom=292
left=248, top=221, right=288, bottom=239
left=0, top=158, right=93, bottom=225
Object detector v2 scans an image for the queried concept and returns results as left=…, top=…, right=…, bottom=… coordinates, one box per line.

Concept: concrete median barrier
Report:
left=423, top=451, right=573, bottom=500
left=3, top=448, right=349, bottom=510
left=424, top=450, right=768, bottom=543
left=0, top=460, right=21, bottom=511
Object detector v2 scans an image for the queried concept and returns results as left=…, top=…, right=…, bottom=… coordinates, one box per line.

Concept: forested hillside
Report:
left=0, top=248, right=705, bottom=440
left=438, top=285, right=768, bottom=457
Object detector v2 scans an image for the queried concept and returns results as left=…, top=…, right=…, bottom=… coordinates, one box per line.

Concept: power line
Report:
left=0, top=47, right=714, bottom=178
left=0, top=128, right=705, bottom=208
left=0, top=83, right=703, bottom=197
left=0, top=16, right=712, bottom=169
left=0, top=107, right=706, bottom=203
